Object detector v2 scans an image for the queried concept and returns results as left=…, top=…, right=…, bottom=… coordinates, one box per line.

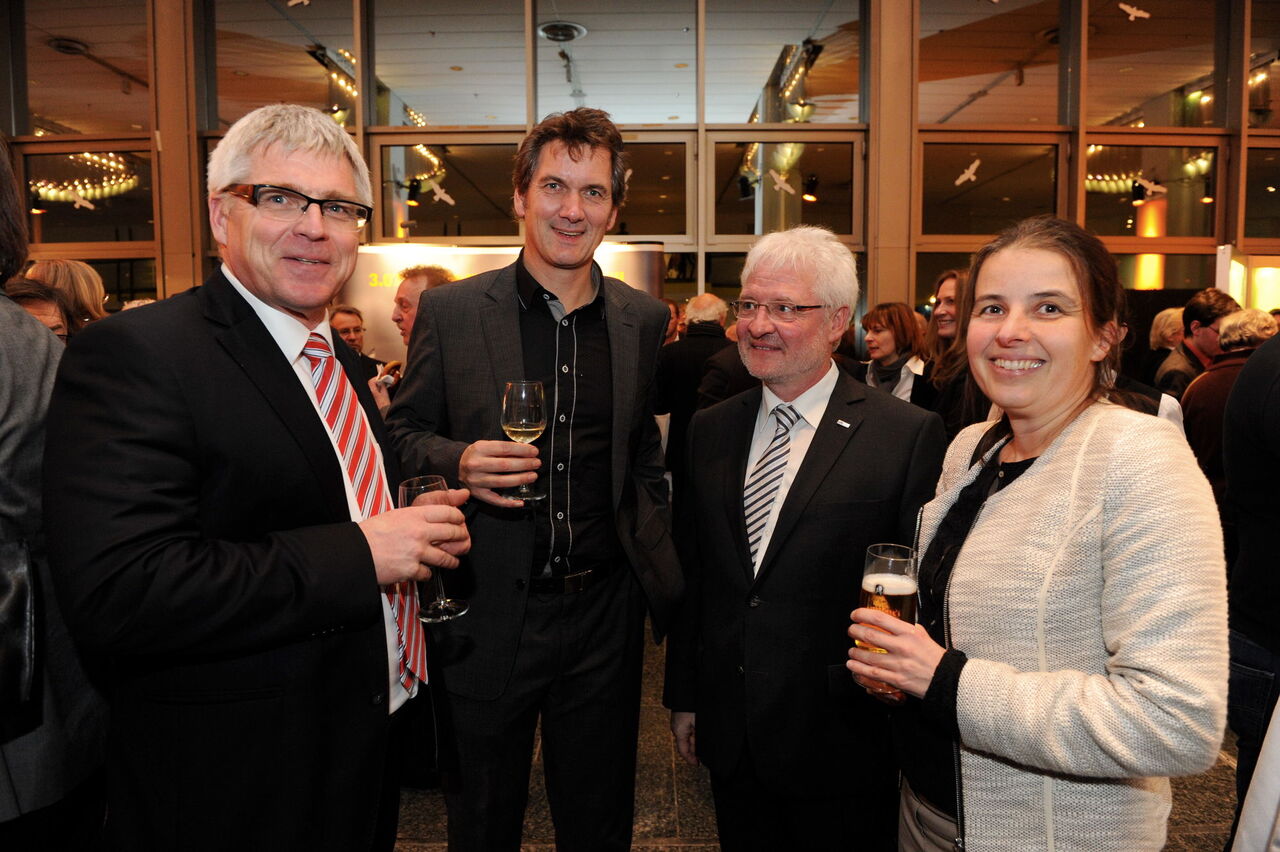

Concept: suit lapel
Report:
left=753, top=375, right=866, bottom=585
left=723, top=388, right=763, bottom=582
left=603, top=274, right=639, bottom=508
left=479, top=264, right=526, bottom=401
left=201, top=273, right=352, bottom=522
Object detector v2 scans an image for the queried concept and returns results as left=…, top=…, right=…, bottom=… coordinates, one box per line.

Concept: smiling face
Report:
left=737, top=264, right=848, bottom=401
left=513, top=140, right=618, bottom=285
left=967, top=247, right=1112, bottom=433
left=864, top=322, right=898, bottom=366
left=933, top=276, right=958, bottom=340
left=209, top=145, right=361, bottom=326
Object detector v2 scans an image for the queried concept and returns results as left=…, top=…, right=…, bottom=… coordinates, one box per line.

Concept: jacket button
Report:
left=747, top=595, right=762, bottom=608
left=737, top=665, right=745, bottom=675
left=515, top=579, right=526, bottom=590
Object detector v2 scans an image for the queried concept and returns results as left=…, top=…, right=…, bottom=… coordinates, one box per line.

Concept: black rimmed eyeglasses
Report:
left=223, top=184, right=372, bottom=230
left=730, top=299, right=825, bottom=322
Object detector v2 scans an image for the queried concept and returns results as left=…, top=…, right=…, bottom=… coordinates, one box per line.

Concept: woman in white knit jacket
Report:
left=847, top=216, right=1228, bottom=851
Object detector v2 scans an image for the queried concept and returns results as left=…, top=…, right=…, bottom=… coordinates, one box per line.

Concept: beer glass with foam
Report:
left=854, top=543, right=918, bottom=702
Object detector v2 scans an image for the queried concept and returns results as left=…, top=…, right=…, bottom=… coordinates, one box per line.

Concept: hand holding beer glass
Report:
left=853, top=543, right=918, bottom=703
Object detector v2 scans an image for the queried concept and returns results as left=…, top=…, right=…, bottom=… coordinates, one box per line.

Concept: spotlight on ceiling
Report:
left=537, top=21, right=588, bottom=42
left=1131, top=180, right=1147, bottom=207
left=802, top=174, right=819, bottom=203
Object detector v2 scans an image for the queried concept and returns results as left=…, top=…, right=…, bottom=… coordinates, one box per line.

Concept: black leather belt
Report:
left=528, top=569, right=603, bottom=594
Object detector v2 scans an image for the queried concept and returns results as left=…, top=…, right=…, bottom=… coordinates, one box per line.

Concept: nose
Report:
left=294, top=202, right=328, bottom=238
left=745, top=306, right=777, bottom=337
left=558, top=192, right=584, bottom=222
left=994, top=307, right=1029, bottom=344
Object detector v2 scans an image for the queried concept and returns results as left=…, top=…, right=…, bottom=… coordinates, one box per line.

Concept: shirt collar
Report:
left=761, top=360, right=839, bottom=428
left=222, top=263, right=331, bottom=364
left=515, top=252, right=603, bottom=315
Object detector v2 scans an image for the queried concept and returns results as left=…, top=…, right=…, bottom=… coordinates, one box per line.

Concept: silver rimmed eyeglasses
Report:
left=730, top=299, right=825, bottom=322
left=223, top=184, right=372, bottom=230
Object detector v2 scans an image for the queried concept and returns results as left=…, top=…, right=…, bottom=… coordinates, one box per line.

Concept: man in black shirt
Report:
left=388, top=108, right=681, bottom=851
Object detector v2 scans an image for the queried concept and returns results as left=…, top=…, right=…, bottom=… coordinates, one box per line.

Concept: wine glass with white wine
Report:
left=501, top=380, right=547, bottom=504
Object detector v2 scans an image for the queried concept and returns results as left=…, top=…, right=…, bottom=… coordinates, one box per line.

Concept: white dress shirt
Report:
left=224, top=266, right=413, bottom=712
left=744, top=360, right=839, bottom=575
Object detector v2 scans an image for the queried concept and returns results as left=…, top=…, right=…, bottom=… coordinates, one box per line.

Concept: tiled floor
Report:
left=396, top=635, right=1239, bottom=851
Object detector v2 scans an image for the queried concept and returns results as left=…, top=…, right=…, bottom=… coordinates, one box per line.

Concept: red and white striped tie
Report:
left=302, top=332, right=426, bottom=689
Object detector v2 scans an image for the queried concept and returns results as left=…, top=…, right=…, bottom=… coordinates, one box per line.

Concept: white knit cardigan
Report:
left=921, top=401, right=1228, bottom=851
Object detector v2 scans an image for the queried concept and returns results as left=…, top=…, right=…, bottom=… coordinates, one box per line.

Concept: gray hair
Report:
left=330, top=304, right=363, bottom=322
left=207, top=104, right=372, bottom=205
left=1219, top=308, right=1278, bottom=351
left=1148, top=307, right=1183, bottom=349
left=740, top=226, right=858, bottom=316
left=685, top=293, right=728, bottom=324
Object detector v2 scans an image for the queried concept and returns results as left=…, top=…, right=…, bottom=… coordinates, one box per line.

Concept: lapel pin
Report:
left=836, top=419, right=850, bottom=429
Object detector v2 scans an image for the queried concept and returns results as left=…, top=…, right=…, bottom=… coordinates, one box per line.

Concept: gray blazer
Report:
left=0, top=295, right=107, bottom=821
left=388, top=262, right=682, bottom=700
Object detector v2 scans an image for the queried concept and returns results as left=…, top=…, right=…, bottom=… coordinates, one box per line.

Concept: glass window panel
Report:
left=1112, top=257, right=1215, bottom=292
left=214, top=0, right=356, bottom=129
left=380, top=144, right=520, bottom=239
left=1246, top=148, right=1280, bottom=239
left=706, top=0, right=860, bottom=124
left=1248, top=2, right=1280, bottom=129
left=88, top=258, right=157, bottom=307
left=535, top=1, right=695, bottom=125
left=374, top=0, right=525, bottom=127
left=662, top=254, right=698, bottom=301
left=1084, top=145, right=1215, bottom=237
left=27, top=151, right=153, bottom=242
left=918, top=0, right=1060, bottom=126
left=1086, top=4, right=1218, bottom=127
left=617, top=143, right=686, bottom=236
left=922, top=143, right=1055, bottom=234
left=713, top=141, right=854, bottom=235
left=916, top=252, right=973, bottom=307
left=25, top=0, right=150, bottom=134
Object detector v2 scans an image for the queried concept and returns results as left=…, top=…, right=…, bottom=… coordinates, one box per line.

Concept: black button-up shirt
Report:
left=516, top=257, right=623, bottom=579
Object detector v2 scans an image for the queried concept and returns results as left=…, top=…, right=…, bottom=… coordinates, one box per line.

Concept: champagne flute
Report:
left=501, top=380, right=547, bottom=504
left=854, top=543, right=918, bottom=703
left=399, top=474, right=469, bottom=623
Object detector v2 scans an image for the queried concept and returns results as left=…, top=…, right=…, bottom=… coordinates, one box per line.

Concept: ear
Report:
left=209, top=194, right=229, bottom=248
left=828, top=305, right=851, bottom=347
left=1092, top=320, right=1120, bottom=363
left=513, top=191, right=527, bottom=220
left=606, top=204, right=618, bottom=232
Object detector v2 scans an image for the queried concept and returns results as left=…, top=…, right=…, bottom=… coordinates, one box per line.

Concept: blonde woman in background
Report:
left=27, top=259, right=107, bottom=334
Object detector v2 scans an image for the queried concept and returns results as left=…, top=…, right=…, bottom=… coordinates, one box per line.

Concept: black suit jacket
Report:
left=664, top=372, right=945, bottom=796
left=44, top=271, right=398, bottom=851
left=654, top=322, right=732, bottom=482
left=387, top=262, right=682, bottom=701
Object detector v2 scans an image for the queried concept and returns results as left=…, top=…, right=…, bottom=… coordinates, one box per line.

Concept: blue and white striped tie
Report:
left=744, top=403, right=799, bottom=567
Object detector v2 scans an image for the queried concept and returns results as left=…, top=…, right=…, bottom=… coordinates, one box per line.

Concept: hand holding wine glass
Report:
left=501, top=381, right=547, bottom=504
left=399, top=474, right=470, bottom=623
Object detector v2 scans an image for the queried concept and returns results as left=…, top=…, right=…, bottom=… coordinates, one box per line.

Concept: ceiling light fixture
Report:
left=537, top=21, right=588, bottom=43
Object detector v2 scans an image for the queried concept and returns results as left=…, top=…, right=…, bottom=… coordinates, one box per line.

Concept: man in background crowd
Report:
left=1156, top=287, right=1240, bottom=400
left=331, top=304, right=384, bottom=382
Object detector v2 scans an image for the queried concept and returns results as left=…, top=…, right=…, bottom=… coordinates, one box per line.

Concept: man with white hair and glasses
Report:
left=663, top=225, right=945, bottom=850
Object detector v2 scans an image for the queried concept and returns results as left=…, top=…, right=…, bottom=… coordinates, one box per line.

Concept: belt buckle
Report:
left=562, top=570, right=592, bottom=593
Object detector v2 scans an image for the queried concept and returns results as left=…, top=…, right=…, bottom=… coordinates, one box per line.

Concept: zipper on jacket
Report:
left=940, top=498, right=973, bottom=851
